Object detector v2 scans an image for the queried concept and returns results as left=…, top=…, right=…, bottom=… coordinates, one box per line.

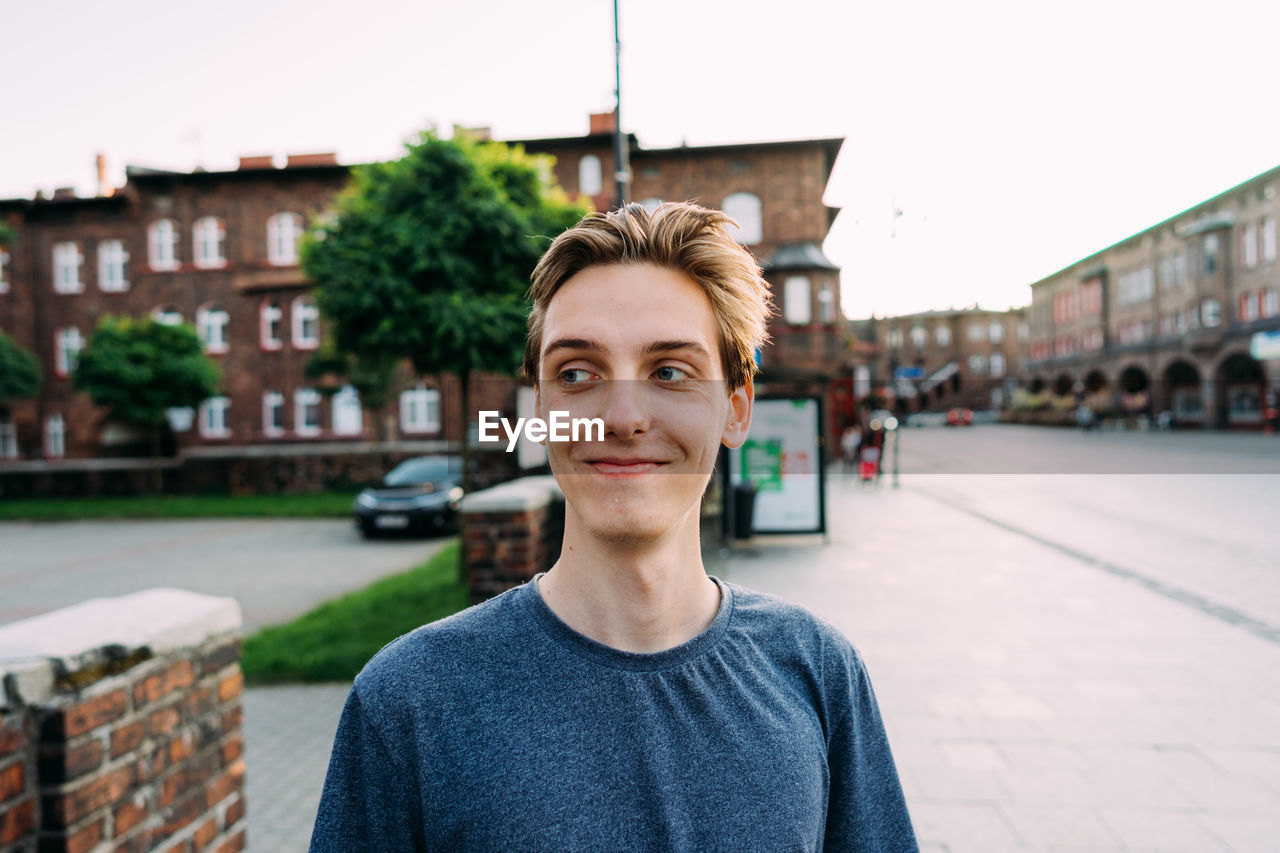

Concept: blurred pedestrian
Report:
left=841, top=424, right=862, bottom=474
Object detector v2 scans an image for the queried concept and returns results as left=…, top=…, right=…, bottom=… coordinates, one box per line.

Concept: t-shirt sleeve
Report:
left=823, top=646, right=919, bottom=852
left=309, top=684, right=425, bottom=853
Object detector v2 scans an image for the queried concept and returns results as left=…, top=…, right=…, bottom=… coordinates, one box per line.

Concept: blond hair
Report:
left=525, top=202, right=772, bottom=391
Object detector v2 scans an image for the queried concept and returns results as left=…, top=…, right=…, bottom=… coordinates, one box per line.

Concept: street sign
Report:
left=894, top=366, right=924, bottom=379
left=1250, top=329, right=1280, bottom=361
left=727, top=397, right=826, bottom=535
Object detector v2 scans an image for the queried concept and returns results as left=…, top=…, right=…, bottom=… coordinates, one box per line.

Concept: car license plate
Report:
left=375, top=514, right=409, bottom=529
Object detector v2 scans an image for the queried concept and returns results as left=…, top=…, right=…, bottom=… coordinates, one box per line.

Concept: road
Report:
left=0, top=518, right=449, bottom=631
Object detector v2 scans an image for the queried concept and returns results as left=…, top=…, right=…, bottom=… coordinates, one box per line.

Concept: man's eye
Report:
left=560, top=368, right=595, bottom=384
left=654, top=365, right=690, bottom=382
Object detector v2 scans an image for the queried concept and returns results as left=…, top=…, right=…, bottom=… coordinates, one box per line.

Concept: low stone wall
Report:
left=460, top=476, right=565, bottom=604
left=0, top=442, right=523, bottom=499
left=0, top=590, right=245, bottom=853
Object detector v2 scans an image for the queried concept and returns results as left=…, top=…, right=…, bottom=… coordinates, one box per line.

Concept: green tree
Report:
left=73, top=316, right=221, bottom=474
left=0, top=330, right=41, bottom=403
left=301, top=131, right=586, bottom=488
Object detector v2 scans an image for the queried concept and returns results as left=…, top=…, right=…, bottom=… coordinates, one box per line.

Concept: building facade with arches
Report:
left=1026, top=165, right=1280, bottom=428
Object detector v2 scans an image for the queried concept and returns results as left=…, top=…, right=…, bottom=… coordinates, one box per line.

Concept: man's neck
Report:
left=536, top=508, right=720, bottom=654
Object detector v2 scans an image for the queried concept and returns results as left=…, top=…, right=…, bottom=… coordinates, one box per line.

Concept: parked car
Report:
left=353, top=456, right=464, bottom=538
left=946, top=408, right=974, bottom=426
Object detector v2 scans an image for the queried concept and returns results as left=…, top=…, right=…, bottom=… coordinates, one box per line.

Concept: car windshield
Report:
left=383, top=458, right=458, bottom=487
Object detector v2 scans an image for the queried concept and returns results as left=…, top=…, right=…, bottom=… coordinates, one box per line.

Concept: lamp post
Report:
left=612, top=0, right=629, bottom=209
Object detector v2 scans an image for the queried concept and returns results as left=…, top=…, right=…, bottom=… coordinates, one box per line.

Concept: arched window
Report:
left=148, top=219, right=179, bottom=270
left=52, top=242, right=84, bottom=293
left=722, top=193, right=762, bottom=245
left=263, top=391, right=285, bottom=436
left=199, top=397, right=231, bottom=439
left=783, top=277, right=811, bottom=325
left=0, top=246, right=10, bottom=294
left=97, top=240, right=129, bottom=291
left=260, top=299, right=283, bottom=350
left=332, top=385, right=363, bottom=436
left=193, top=216, right=227, bottom=268
left=55, top=327, right=83, bottom=377
left=579, top=155, right=603, bottom=196
left=0, top=413, right=17, bottom=459
left=197, top=304, right=230, bottom=354
left=267, top=212, right=304, bottom=265
left=44, top=413, right=65, bottom=458
left=295, top=388, right=323, bottom=436
left=400, top=383, right=440, bottom=434
left=292, top=296, right=319, bottom=349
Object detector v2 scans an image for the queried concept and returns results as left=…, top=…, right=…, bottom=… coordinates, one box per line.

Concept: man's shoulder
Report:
left=722, top=581, right=866, bottom=671
left=352, top=582, right=533, bottom=704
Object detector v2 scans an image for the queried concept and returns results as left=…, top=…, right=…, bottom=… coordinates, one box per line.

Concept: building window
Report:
left=96, top=239, right=129, bottom=291
left=0, top=414, right=16, bottom=459
left=989, top=321, right=1004, bottom=342
left=935, top=325, right=951, bottom=346
left=1202, top=234, right=1219, bottom=274
left=44, top=413, right=65, bottom=458
left=400, top=384, right=440, bottom=434
left=968, top=321, right=986, bottom=342
left=167, top=407, right=194, bottom=433
left=1263, top=216, right=1277, bottom=263
left=197, top=305, right=230, bottom=354
left=263, top=391, right=285, bottom=436
left=193, top=216, right=227, bottom=268
left=1017, top=322, right=1029, bottom=341
left=1081, top=280, right=1103, bottom=314
left=292, top=297, right=319, bottom=349
left=1201, top=298, right=1221, bottom=328
left=267, top=212, right=304, bottom=265
left=260, top=300, right=283, bottom=350
left=148, top=219, right=180, bottom=270
left=0, top=246, right=10, bottom=294
left=199, top=397, right=231, bottom=438
left=910, top=325, right=926, bottom=349
left=989, top=353, right=1005, bottom=377
left=295, top=388, right=323, bottom=436
left=332, top=385, right=363, bottom=436
left=722, top=193, right=762, bottom=245
left=1173, top=250, right=1187, bottom=283
left=968, top=354, right=986, bottom=374
left=783, top=276, right=811, bottom=325
left=578, top=155, right=603, bottom=196
left=887, top=328, right=902, bottom=348
left=1263, top=289, right=1280, bottom=318
left=153, top=306, right=183, bottom=326
left=1238, top=292, right=1259, bottom=323
left=1241, top=223, right=1259, bottom=268
left=55, top=327, right=83, bottom=377
left=52, top=242, right=83, bottom=293
left=817, top=280, right=836, bottom=324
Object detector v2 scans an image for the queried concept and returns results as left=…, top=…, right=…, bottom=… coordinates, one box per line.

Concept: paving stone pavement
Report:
left=242, top=471, right=1280, bottom=851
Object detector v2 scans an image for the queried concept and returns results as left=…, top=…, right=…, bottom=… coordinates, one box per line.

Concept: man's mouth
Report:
left=585, top=457, right=666, bottom=475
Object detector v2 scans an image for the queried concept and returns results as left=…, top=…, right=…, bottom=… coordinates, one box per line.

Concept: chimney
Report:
left=96, top=153, right=112, bottom=196
left=238, top=155, right=276, bottom=170
left=285, top=152, right=338, bottom=168
left=452, top=124, right=492, bottom=141
left=52, top=187, right=76, bottom=201
left=588, top=110, right=618, bottom=136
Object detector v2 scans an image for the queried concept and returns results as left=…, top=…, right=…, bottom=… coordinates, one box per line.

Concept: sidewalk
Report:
left=242, top=474, right=1280, bottom=851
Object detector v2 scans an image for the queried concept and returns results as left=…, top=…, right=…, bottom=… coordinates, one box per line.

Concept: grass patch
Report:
left=242, top=540, right=467, bottom=684
left=0, top=493, right=359, bottom=521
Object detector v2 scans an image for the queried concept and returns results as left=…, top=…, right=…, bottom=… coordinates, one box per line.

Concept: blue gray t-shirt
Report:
left=311, top=576, right=918, bottom=851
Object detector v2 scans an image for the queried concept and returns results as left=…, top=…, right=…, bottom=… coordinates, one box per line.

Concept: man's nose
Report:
left=600, top=380, right=649, bottom=439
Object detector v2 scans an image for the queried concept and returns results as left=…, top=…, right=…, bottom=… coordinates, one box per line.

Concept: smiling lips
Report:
left=585, top=457, right=667, bottom=475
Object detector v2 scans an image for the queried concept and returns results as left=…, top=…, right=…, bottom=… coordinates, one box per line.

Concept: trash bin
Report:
left=732, top=480, right=757, bottom=539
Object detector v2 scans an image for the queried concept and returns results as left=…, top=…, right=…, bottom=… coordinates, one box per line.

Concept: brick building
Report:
left=0, top=116, right=847, bottom=461
left=1026, top=165, right=1280, bottom=427
left=855, top=307, right=1029, bottom=413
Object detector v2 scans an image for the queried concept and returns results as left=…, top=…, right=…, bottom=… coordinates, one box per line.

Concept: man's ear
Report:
left=721, top=378, right=754, bottom=449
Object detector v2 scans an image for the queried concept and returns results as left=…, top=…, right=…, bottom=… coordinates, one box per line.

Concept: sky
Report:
left=7, top=0, right=1280, bottom=319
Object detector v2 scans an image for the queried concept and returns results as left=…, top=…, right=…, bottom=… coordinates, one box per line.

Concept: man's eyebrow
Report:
left=642, top=340, right=713, bottom=359
left=542, top=337, right=607, bottom=359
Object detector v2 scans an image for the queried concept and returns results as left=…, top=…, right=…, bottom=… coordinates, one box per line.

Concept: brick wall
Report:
left=0, top=589, right=244, bottom=853
left=461, top=477, right=564, bottom=604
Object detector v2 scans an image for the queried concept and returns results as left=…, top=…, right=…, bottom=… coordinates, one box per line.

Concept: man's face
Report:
left=536, top=263, right=752, bottom=546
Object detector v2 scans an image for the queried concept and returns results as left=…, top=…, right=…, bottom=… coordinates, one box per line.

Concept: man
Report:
left=311, top=202, right=918, bottom=851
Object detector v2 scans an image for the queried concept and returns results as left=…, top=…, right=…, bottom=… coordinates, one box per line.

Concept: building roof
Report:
left=1029, top=161, right=1280, bottom=289
left=762, top=243, right=839, bottom=273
